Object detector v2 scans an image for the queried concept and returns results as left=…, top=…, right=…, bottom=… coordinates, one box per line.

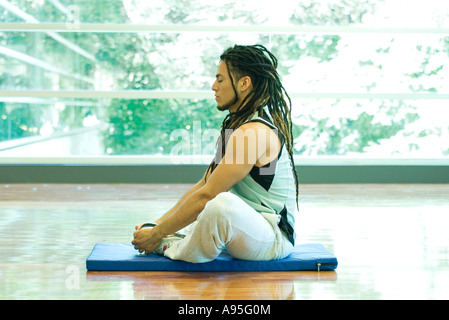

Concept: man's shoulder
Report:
left=236, top=120, right=272, bottom=132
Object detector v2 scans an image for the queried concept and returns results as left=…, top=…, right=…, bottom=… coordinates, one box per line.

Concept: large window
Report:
left=1, top=0, right=448, bottom=164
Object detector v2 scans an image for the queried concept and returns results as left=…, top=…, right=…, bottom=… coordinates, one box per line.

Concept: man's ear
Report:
left=240, top=76, right=252, bottom=92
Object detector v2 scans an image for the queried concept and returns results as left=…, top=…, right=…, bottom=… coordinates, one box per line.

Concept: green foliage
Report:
left=293, top=100, right=420, bottom=155
left=0, top=102, right=39, bottom=140
left=1, top=0, right=446, bottom=157
left=104, top=98, right=223, bottom=155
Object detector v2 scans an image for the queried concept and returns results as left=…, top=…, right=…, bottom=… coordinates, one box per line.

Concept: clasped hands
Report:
left=131, top=223, right=163, bottom=255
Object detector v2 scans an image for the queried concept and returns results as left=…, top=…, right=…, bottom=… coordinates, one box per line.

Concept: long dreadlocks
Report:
left=208, top=44, right=299, bottom=206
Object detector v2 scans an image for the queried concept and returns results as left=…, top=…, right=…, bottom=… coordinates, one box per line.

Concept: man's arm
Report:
left=153, top=168, right=210, bottom=225
left=145, top=125, right=256, bottom=235
left=132, top=122, right=280, bottom=254
left=153, top=157, right=253, bottom=237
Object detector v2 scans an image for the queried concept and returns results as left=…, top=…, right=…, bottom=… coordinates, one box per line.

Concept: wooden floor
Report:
left=1, top=183, right=448, bottom=300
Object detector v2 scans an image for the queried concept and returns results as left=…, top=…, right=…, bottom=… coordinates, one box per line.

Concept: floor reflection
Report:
left=86, top=270, right=337, bottom=299
left=2, top=183, right=449, bottom=299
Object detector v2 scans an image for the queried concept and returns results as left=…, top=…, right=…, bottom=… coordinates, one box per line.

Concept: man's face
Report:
left=212, top=61, right=238, bottom=113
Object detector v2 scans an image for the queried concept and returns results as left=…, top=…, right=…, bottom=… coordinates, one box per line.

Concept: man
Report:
left=132, top=44, right=299, bottom=263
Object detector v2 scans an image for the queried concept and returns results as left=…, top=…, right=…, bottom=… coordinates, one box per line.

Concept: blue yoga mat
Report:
left=86, top=243, right=338, bottom=272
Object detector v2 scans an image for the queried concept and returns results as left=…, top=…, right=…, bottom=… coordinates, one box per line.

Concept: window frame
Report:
left=1, top=11, right=449, bottom=177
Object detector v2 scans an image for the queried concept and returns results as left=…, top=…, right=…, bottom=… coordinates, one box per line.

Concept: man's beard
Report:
left=217, top=101, right=233, bottom=111
left=217, top=94, right=239, bottom=112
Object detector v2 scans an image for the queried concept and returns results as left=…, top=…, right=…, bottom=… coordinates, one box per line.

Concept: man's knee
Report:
left=210, top=192, right=238, bottom=206
left=199, top=192, right=238, bottom=222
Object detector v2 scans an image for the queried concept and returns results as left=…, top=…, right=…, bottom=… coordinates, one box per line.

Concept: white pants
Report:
left=164, top=192, right=294, bottom=263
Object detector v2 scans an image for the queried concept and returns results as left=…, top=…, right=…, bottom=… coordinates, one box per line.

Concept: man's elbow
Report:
left=195, top=185, right=220, bottom=205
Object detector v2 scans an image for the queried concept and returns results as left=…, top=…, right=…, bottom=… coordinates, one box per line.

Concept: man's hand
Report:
left=131, top=226, right=164, bottom=255
left=135, top=222, right=145, bottom=230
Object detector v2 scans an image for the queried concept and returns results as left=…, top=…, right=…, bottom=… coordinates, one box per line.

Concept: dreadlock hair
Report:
left=208, top=44, right=299, bottom=206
